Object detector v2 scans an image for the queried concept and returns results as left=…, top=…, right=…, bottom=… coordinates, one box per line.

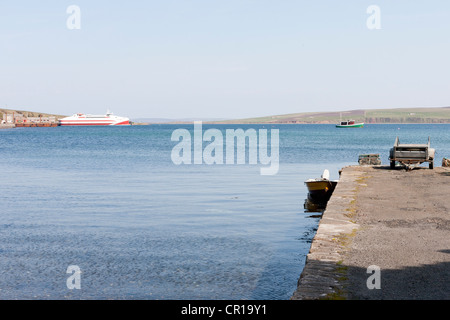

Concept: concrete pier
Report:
left=292, top=165, right=450, bottom=300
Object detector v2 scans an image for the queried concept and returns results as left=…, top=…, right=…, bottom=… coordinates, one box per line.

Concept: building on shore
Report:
left=2, top=112, right=59, bottom=127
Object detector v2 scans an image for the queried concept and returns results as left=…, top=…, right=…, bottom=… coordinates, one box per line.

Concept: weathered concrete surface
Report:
left=292, top=165, right=450, bottom=300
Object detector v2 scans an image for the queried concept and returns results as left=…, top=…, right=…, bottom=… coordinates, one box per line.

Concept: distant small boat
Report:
left=336, top=119, right=364, bottom=128
left=304, top=169, right=338, bottom=203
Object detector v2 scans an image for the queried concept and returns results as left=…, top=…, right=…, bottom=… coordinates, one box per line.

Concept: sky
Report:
left=1, top=1, right=450, bottom=119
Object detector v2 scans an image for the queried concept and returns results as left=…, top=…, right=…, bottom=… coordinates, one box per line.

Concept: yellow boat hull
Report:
left=305, top=180, right=337, bottom=203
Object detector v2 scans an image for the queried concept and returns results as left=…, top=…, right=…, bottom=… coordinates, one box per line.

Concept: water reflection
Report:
left=303, top=198, right=326, bottom=214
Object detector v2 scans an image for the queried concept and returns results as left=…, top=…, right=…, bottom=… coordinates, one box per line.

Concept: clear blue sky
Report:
left=1, top=1, right=450, bottom=119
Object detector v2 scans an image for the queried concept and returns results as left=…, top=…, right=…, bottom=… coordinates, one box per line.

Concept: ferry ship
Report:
left=59, top=111, right=131, bottom=126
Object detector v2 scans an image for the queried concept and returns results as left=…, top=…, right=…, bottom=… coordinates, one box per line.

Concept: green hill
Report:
left=212, top=107, right=450, bottom=124
left=0, top=108, right=66, bottom=119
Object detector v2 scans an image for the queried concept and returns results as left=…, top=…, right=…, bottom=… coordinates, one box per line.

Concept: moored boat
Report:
left=304, top=169, right=338, bottom=203
left=59, top=111, right=130, bottom=126
left=336, top=119, right=364, bottom=128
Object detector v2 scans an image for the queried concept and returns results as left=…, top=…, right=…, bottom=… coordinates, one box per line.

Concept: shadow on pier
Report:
left=293, top=258, right=450, bottom=300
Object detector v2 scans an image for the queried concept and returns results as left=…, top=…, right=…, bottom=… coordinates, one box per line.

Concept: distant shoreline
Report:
left=144, top=122, right=450, bottom=125
left=208, top=106, right=450, bottom=125
left=4, top=106, right=450, bottom=126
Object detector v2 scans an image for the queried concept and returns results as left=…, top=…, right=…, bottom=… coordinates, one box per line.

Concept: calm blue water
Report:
left=0, top=124, right=449, bottom=299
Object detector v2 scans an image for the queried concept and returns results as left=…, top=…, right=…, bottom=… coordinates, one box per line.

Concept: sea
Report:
left=0, top=123, right=449, bottom=300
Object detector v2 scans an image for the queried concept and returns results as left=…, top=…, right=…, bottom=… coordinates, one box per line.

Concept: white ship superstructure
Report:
left=59, top=111, right=130, bottom=126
